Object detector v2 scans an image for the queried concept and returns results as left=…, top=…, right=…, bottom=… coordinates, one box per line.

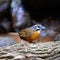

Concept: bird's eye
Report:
left=36, top=26, right=40, bottom=30
left=38, top=26, right=41, bottom=29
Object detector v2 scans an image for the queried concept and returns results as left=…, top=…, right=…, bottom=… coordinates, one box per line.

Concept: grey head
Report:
left=30, top=24, right=46, bottom=31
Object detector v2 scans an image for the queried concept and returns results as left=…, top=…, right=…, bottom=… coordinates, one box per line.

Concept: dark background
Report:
left=22, top=0, right=60, bottom=20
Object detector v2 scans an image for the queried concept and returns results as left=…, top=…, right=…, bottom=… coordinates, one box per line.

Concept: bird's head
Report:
left=31, top=24, right=46, bottom=32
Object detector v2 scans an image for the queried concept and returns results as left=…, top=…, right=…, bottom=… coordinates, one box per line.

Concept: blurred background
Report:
left=0, top=0, right=60, bottom=33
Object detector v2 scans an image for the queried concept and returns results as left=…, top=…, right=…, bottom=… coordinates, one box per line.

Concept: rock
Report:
left=14, top=55, right=25, bottom=60
left=29, top=57, right=44, bottom=60
left=0, top=36, right=16, bottom=47
left=0, top=53, right=14, bottom=59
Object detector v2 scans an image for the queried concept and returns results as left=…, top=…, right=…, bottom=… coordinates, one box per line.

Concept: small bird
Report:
left=19, top=24, right=46, bottom=42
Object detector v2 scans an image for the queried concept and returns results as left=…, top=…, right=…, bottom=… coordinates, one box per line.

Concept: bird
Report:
left=19, top=24, right=46, bottom=42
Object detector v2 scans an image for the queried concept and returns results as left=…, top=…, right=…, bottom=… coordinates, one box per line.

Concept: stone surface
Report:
left=0, top=33, right=60, bottom=60
left=0, top=36, right=16, bottom=47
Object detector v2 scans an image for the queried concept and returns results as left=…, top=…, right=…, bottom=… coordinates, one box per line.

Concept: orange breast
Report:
left=22, top=31, right=40, bottom=42
left=30, top=31, right=40, bottom=40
